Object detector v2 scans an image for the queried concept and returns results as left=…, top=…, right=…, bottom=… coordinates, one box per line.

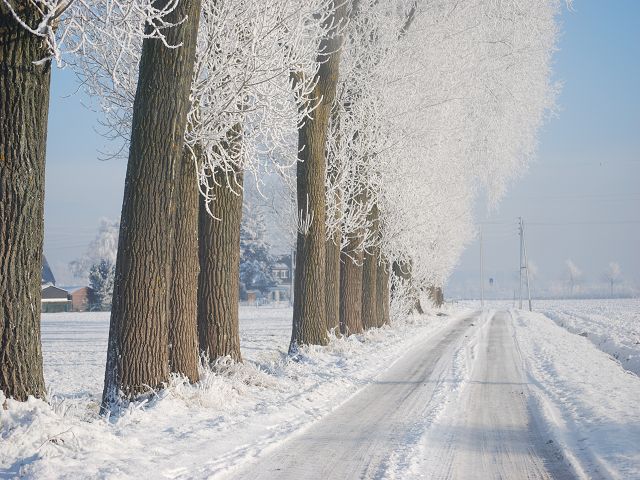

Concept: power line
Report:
left=514, top=192, right=640, bottom=200
left=527, top=220, right=640, bottom=226
left=479, top=219, right=640, bottom=226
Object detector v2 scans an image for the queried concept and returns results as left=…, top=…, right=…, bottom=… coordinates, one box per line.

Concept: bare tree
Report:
left=605, top=262, right=621, bottom=298
left=289, top=0, right=348, bottom=352
left=376, top=258, right=391, bottom=326
left=565, top=259, right=582, bottom=297
left=102, top=0, right=203, bottom=410
left=361, top=206, right=379, bottom=329
left=198, top=164, right=244, bottom=363
left=169, top=149, right=200, bottom=382
left=0, top=1, right=53, bottom=401
left=340, top=244, right=364, bottom=335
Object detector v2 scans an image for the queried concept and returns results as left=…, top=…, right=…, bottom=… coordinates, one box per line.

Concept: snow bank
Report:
left=514, top=309, right=640, bottom=479
left=1, top=306, right=454, bottom=479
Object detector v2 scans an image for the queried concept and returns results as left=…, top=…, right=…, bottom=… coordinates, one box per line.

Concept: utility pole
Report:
left=522, top=219, right=532, bottom=311
left=480, top=226, right=484, bottom=309
left=518, top=217, right=532, bottom=311
left=519, top=218, right=523, bottom=309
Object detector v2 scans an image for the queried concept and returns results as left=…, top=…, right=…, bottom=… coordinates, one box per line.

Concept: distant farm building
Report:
left=70, top=286, right=94, bottom=312
left=41, top=285, right=71, bottom=313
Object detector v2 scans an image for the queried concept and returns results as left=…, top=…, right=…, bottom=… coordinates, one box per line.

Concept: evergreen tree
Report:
left=240, top=207, right=276, bottom=293
left=89, top=260, right=116, bottom=311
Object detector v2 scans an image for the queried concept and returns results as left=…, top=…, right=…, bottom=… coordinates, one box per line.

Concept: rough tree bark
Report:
left=0, top=4, right=49, bottom=401
left=340, top=242, right=364, bottom=335
left=198, top=166, right=244, bottom=363
left=361, top=248, right=378, bottom=329
left=325, top=231, right=341, bottom=334
left=376, top=258, right=390, bottom=326
left=101, top=0, right=202, bottom=409
left=325, top=107, right=342, bottom=335
left=290, top=1, right=348, bottom=352
left=168, top=149, right=200, bottom=382
left=361, top=204, right=379, bottom=329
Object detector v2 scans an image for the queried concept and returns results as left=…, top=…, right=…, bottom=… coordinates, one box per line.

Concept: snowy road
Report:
left=6, top=305, right=639, bottom=478
left=418, top=311, right=574, bottom=479
left=226, top=311, right=574, bottom=480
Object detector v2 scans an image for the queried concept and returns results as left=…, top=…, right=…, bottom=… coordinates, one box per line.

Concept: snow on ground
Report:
left=535, top=299, right=640, bottom=376
left=1, top=306, right=455, bottom=479
left=3, top=300, right=640, bottom=479
left=460, top=298, right=640, bottom=376
left=513, top=307, right=640, bottom=479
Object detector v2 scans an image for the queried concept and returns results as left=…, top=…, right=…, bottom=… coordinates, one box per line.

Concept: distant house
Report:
left=41, top=285, right=71, bottom=313
left=41, top=255, right=56, bottom=286
left=268, top=254, right=293, bottom=302
left=70, top=286, right=94, bottom=312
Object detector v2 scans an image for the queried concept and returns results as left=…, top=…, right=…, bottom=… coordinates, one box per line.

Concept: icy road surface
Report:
left=225, top=311, right=573, bottom=480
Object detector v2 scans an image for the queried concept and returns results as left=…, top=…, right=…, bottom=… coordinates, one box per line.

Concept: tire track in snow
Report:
left=217, top=313, right=475, bottom=480
left=415, top=311, right=575, bottom=480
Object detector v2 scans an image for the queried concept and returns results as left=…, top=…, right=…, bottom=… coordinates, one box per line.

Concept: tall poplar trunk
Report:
left=377, top=258, right=390, bottom=326
left=0, top=5, right=49, bottom=401
left=168, top=149, right=200, bottom=382
left=428, top=285, right=444, bottom=308
left=361, top=248, right=378, bottom=329
left=339, top=244, right=364, bottom=335
left=289, top=2, right=347, bottom=352
left=325, top=232, right=341, bottom=334
left=325, top=107, right=343, bottom=335
left=361, top=204, right=380, bottom=329
left=101, top=0, right=202, bottom=409
left=392, top=260, right=423, bottom=314
left=198, top=166, right=244, bottom=363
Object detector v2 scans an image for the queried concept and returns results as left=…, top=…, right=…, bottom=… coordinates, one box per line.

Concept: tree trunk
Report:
left=168, top=149, right=200, bottom=382
left=325, top=105, right=343, bottom=336
left=361, top=248, right=378, bottom=329
left=376, top=258, right=390, bottom=326
left=414, top=294, right=425, bottom=314
left=198, top=166, right=244, bottom=363
left=101, top=0, right=202, bottom=409
left=392, top=260, right=423, bottom=314
left=290, top=93, right=330, bottom=349
left=325, top=232, right=341, bottom=334
left=0, top=5, right=50, bottom=401
left=361, top=205, right=379, bottom=329
left=289, top=2, right=347, bottom=352
left=340, top=246, right=364, bottom=336
left=428, top=285, right=444, bottom=308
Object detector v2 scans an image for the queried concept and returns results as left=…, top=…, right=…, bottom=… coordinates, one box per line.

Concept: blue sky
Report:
left=44, top=1, right=639, bottom=292
left=449, top=1, right=640, bottom=297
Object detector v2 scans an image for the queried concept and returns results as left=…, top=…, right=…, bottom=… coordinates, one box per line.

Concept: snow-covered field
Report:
left=513, top=307, right=640, bottom=479
left=461, top=298, right=640, bottom=376
left=536, top=299, right=640, bottom=377
left=2, top=300, right=640, bottom=479
left=1, top=306, right=453, bottom=479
